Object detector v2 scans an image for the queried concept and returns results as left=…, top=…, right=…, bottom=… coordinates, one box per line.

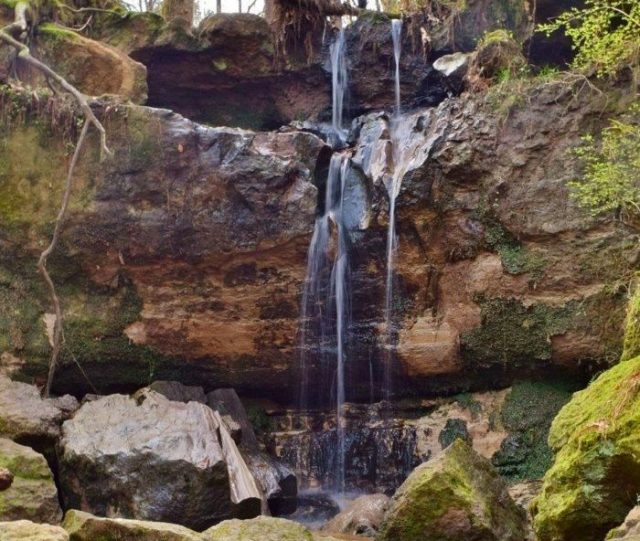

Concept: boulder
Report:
left=378, top=439, right=526, bottom=541
left=322, top=494, right=389, bottom=536
left=466, top=30, right=527, bottom=88
left=202, top=516, right=313, bottom=541
left=531, top=355, right=640, bottom=541
left=146, top=380, right=207, bottom=403
left=0, top=438, right=62, bottom=524
left=62, top=510, right=202, bottom=541
left=0, top=375, right=78, bottom=445
left=57, top=391, right=252, bottom=530
left=607, top=506, right=640, bottom=540
left=0, top=520, right=69, bottom=541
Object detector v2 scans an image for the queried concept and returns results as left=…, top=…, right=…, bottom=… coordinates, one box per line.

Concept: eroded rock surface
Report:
left=0, top=520, right=69, bottom=541
left=322, top=494, right=389, bottom=536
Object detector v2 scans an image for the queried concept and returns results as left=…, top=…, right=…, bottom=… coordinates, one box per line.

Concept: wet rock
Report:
left=62, top=510, right=202, bottom=541
left=202, top=515, right=314, bottom=541
left=0, top=376, right=78, bottom=447
left=607, top=506, right=640, bottom=540
left=58, top=391, right=242, bottom=530
left=379, top=440, right=526, bottom=541
left=282, top=492, right=340, bottom=528
left=0, top=520, right=69, bottom=541
left=532, top=355, right=640, bottom=541
left=0, top=438, right=62, bottom=524
left=322, top=494, right=390, bottom=536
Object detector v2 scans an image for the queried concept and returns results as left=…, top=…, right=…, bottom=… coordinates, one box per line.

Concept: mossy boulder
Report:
left=378, top=439, right=526, bottom=541
left=0, top=520, right=69, bottom=540
left=531, top=355, right=640, bottom=541
left=621, top=279, right=640, bottom=362
left=202, top=516, right=313, bottom=540
left=0, top=438, right=62, bottom=523
left=62, top=510, right=202, bottom=541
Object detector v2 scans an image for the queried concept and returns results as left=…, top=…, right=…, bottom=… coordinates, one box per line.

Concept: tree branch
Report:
left=39, top=120, right=89, bottom=398
left=0, top=1, right=112, bottom=396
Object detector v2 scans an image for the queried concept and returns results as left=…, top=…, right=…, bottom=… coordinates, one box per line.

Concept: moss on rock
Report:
left=460, top=297, right=573, bottom=367
left=531, top=355, right=640, bottom=541
left=63, top=510, right=202, bottom=541
left=492, top=381, right=573, bottom=482
left=202, top=516, right=314, bottom=541
left=622, top=277, right=640, bottom=362
left=378, top=439, right=526, bottom=541
left=0, top=438, right=61, bottom=523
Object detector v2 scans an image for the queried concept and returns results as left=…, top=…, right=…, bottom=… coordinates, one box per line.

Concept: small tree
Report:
left=538, top=0, right=640, bottom=77
left=569, top=104, right=640, bottom=228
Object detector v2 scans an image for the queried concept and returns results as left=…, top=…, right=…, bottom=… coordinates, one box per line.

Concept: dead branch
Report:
left=38, top=120, right=89, bottom=398
left=0, top=0, right=112, bottom=396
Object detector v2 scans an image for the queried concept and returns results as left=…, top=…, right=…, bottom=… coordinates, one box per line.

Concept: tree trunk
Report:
left=162, top=0, right=194, bottom=26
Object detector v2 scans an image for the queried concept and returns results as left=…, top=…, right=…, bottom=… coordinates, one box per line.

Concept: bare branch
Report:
left=39, top=120, right=89, bottom=397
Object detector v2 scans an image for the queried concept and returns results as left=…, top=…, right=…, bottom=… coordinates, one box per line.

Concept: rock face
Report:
left=0, top=438, right=62, bottom=524
left=607, top=506, right=640, bottom=540
left=322, top=494, right=389, bottom=536
left=0, top=69, right=635, bottom=403
left=378, top=439, right=526, bottom=541
left=0, top=520, right=69, bottom=541
left=58, top=391, right=245, bottom=530
left=532, top=355, right=640, bottom=541
left=62, top=510, right=203, bottom=541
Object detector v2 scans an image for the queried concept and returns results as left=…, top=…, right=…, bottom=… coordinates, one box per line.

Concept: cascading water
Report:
left=298, top=152, right=351, bottom=493
left=383, top=18, right=403, bottom=400
left=330, top=27, right=348, bottom=138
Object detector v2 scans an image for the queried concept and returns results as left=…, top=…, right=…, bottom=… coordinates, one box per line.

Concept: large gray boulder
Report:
left=0, top=375, right=78, bottom=445
left=0, top=438, right=62, bottom=524
left=58, top=390, right=255, bottom=530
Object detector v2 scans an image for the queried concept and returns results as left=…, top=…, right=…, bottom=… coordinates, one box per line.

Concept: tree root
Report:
left=0, top=1, right=111, bottom=396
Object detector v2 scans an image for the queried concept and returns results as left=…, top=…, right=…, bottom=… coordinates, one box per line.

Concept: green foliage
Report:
left=538, top=0, right=640, bottom=77
left=439, top=418, right=471, bottom=449
left=569, top=103, right=640, bottom=223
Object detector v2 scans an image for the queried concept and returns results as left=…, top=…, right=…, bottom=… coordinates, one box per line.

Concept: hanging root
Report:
left=0, top=1, right=112, bottom=396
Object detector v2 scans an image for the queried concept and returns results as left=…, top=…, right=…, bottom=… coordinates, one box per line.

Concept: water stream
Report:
left=383, top=19, right=403, bottom=400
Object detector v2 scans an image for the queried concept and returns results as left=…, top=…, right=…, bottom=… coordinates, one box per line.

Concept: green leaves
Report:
left=537, top=0, right=640, bottom=77
left=569, top=103, right=640, bottom=222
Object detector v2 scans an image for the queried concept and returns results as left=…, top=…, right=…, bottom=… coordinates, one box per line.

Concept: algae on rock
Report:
left=531, top=355, right=640, bottom=541
left=378, top=439, right=526, bottom=541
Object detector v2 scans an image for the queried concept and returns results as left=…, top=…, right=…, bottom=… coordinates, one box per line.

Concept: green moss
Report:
left=460, top=296, right=574, bottom=367
left=203, top=516, right=314, bottom=541
left=621, top=276, right=640, bottom=362
left=492, top=381, right=574, bottom=482
left=479, top=28, right=515, bottom=46
left=379, top=439, right=525, bottom=541
left=38, top=22, right=81, bottom=44
left=532, top=356, right=640, bottom=541
left=453, top=392, right=482, bottom=417
left=439, top=418, right=471, bottom=449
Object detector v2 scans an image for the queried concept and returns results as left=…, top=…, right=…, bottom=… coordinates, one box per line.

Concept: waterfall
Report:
left=383, top=19, right=403, bottom=400
left=297, top=153, right=351, bottom=493
left=330, top=27, right=348, bottom=137
left=391, top=19, right=402, bottom=117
